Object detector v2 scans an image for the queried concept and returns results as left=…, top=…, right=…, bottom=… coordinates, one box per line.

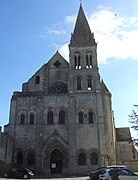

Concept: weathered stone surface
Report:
left=0, top=4, right=136, bottom=177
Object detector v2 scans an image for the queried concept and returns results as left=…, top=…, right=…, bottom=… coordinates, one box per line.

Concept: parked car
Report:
left=0, top=160, right=13, bottom=177
left=107, top=165, right=127, bottom=169
left=3, top=166, right=34, bottom=179
left=89, top=165, right=127, bottom=180
left=89, top=167, right=106, bottom=180
left=99, top=168, right=137, bottom=180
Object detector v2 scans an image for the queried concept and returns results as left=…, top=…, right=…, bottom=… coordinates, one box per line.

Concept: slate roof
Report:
left=116, top=127, right=132, bottom=142
left=101, top=80, right=110, bottom=93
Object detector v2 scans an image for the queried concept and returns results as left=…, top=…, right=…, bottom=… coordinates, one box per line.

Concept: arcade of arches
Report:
left=14, top=142, right=99, bottom=175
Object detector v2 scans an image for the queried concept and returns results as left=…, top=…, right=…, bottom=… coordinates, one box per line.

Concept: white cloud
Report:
left=65, top=16, right=76, bottom=24
left=59, top=43, right=69, bottom=61
left=59, top=6, right=138, bottom=64
left=40, top=27, right=66, bottom=38
left=89, top=6, right=138, bottom=64
left=48, top=29, right=66, bottom=35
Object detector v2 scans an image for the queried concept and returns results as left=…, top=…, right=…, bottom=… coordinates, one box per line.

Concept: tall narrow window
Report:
left=47, top=111, right=53, bottom=124
left=17, top=151, right=23, bottom=164
left=90, top=152, right=98, bottom=165
left=27, top=150, right=35, bottom=165
left=74, top=55, right=77, bottom=68
left=77, top=77, right=81, bottom=90
left=29, top=113, right=34, bottom=125
left=86, top=55, right=89, bottom=68
left=86, top=54, right=93, bottom=68
left=59, top=110, right=65, bottom=124
left=78, top=55, right=81, bottom=69
left=20, top=114, right=25, bottom=125
left=89, top=112, right=94, bottom=124
left=74, top=54, right=81, bottom=69
left=35, top=75, right=40, bottom=84
left=78, top=111, right=83, bottom=124
left=78, top=153, right=86, bottom=165
left=90, top=55, right=93, bottom=68
left=87, top=76, right=92, bottom=90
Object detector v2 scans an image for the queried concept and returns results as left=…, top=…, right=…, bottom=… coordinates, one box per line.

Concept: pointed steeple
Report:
left=70, top=4, right=96, bottom=47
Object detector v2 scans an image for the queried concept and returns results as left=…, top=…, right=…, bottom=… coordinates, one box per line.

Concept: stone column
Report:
left=96, top=90, right=107, bottom=166
left=68, top=95, right=77, bottom=175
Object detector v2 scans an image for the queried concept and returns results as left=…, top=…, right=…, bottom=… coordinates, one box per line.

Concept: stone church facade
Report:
left=1, top=5, right=136, bottom=176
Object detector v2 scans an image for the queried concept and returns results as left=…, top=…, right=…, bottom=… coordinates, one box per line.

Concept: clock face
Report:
left=49, top=82, right=68, bottom=94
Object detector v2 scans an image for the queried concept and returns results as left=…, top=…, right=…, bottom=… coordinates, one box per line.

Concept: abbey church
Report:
left=0, top=4, right=136, bottom=176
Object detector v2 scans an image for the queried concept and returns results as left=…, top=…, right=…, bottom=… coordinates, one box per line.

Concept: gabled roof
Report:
left=70, top=4, right=96, bottom=47
left=47, top=51, right=69, bottom=68
left=116, top=127, right=132, bottom=142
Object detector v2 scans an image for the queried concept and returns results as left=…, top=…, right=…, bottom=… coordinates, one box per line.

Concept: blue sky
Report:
left=0, top=0, right=138, bottom=138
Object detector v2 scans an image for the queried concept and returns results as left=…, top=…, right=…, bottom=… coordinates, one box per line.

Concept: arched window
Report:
left=47, top=111, right=53, bottom=124
left=86, top=55, right=89, bottom=68
left=74, top=54, right=81, bottom=69
left=89, top=112, right=94, bottom=124
left=87, top=76, right=92, bottom=90
left=35, top=75, right=40, bottom=84
left=78, top=111, right=83, bottom=124
left=20, top=114, right=25, bottom=125
left=86, top=54, right=93, bottom=68
left=27, top=150, right=35, bottom=165
left=17, top=151, right=23, bottom=164
left=78, top=55, right=81, bottom=68
left=29, top=113, right=34, bottom=125
left=78, top=153, right=86, bottom=165
left=77, top=77, right=81, bottom=90
left=74, top=55, right=77, bottom=68
left=90, top=152, right=98, bottom=165
left=90, top=55, right=93, bottom=68
left=59, top=110, right=65, bottom=124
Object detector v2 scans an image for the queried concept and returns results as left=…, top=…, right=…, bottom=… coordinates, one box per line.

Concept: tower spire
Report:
left=70, top=4, right=96, bottom=47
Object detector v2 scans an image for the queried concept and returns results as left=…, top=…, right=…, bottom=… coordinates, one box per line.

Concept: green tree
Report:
left=129, top=105, right=138, bottom=146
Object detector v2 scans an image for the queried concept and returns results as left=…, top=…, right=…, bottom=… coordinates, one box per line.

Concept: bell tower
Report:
left=68, top=4, right=100, bottom=92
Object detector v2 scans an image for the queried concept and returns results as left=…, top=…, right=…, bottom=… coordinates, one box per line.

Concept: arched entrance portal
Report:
left=50, top=149, right=63, bottom=174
